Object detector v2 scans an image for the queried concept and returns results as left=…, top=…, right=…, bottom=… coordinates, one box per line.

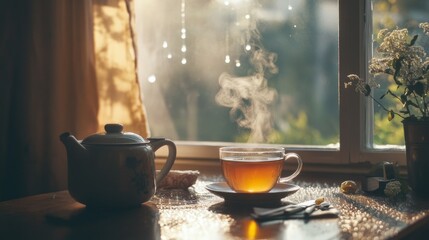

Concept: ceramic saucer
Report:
left=205, top=182, right=300, bottom=205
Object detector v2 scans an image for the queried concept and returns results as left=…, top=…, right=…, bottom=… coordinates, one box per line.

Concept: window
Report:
left=134, top=0, right=428, bottom=166
left=370, top=0, right=429, bottom=147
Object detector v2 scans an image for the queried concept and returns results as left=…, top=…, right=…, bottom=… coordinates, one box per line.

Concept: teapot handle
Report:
left=148, top=138, right=177, bottom=184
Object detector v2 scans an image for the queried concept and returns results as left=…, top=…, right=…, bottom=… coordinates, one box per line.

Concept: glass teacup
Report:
left=219, top=147, right=303, bottom=193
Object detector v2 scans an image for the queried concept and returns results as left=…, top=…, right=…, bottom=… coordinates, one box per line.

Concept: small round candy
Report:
left=315, top=197, right=325, bottom=205
left=340, top=180, right=358, bottom=194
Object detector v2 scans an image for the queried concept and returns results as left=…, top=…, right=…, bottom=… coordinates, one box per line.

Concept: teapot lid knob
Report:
left=81, top=123, right=149, bottom=145
left=105, top=123, right=123, bottom=134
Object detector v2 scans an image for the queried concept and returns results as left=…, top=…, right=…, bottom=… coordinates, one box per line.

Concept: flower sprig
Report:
left=346, top=22, right=429, bottom=122
left=384, top=181, right=402, bottom=198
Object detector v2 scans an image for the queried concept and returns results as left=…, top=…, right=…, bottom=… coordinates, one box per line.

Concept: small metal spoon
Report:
left=304, top=202, right=331, bottom=218
left=319, top=202, right=331, bottom=210
left=252, top=200, right=315, bottom=220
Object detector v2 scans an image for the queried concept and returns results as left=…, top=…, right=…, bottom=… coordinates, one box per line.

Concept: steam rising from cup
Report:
left=215, top=49, right=278, bottom=143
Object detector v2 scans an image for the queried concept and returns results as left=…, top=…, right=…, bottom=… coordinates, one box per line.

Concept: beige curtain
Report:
left=93, top=0, right=149, bottom=134
left=0, top=0, right=149, bottom=201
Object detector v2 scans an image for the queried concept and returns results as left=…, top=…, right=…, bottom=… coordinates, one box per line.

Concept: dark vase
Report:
left=403, top=120, right=429, bottom=198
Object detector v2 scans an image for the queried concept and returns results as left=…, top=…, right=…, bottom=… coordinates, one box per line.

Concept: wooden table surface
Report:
left=1, top=172, right=429, bottom=240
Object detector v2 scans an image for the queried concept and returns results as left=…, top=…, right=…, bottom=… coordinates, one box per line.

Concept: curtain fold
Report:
left=0, top=0, right=148, bottom=201
left=93, top=0, right=150, bottom=135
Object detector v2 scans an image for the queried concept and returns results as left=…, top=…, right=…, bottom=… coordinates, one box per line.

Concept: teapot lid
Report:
left=82, top=123, right=149, bottom=145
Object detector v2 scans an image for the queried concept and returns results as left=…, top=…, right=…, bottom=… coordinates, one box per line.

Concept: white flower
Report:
left=368, top=57, right=392, bottom=75
left=347, top=22, right=429, bottom=121
left=420, top=22, right=429, bottom=36
left=384, top=181, right=402, bottom=198
left=345, top=74, right=379, bottom=96
left=377, top=28, right=409, bottom=57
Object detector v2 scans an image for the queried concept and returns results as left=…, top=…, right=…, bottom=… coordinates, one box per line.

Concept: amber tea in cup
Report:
left=219, top=147, right=303, bottom=193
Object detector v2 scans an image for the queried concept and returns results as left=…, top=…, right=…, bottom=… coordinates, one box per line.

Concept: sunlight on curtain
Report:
left=93, top=0, right=150, bottom=137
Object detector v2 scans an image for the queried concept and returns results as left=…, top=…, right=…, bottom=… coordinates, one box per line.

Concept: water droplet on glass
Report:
left=225, top=55, right=230, bottom=63
left=148, top=75, right=156, bottom=83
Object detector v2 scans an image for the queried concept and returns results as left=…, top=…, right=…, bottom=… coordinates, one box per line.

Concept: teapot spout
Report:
left=60, top=132, right=87, bottom=156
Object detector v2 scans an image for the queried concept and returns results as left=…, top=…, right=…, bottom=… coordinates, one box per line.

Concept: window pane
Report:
left=135, top=0, right=339, bottom=145
left=371, top=0, right=429, bottom=146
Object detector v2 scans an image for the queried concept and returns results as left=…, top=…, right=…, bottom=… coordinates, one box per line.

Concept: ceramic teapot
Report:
left=60, top=123, right=176, bottom=208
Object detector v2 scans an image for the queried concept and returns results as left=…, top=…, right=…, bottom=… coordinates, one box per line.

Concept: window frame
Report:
left=152, top=0, right=406, bottom=167
left=342, top=0, right=406, bottom=165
